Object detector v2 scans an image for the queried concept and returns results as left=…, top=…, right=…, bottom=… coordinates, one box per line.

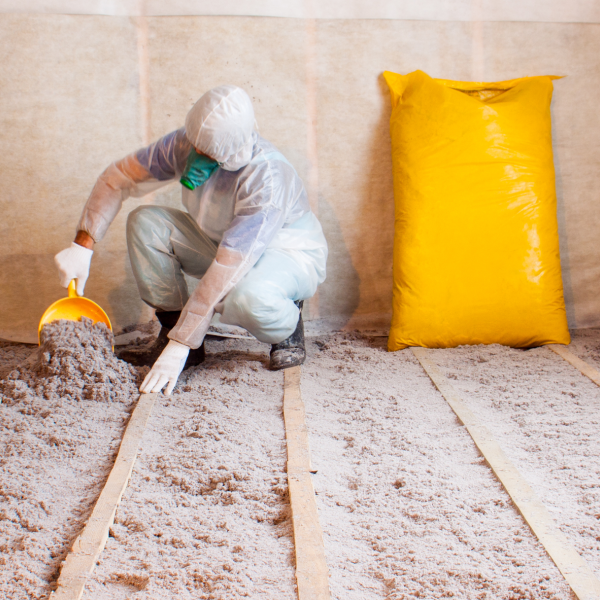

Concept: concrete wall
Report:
left=1, top=11, right=599, bottom=342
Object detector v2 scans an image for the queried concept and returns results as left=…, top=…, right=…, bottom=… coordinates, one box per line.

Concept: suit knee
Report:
left=127, top=206, right=155, bottom=239
left=226, top=286, right=286, bottom=326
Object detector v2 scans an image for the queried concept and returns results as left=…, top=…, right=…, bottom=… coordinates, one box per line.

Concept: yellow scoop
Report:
left=38, top=280, right=112, bottom=343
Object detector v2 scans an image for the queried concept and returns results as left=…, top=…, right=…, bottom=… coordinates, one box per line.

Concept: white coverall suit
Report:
left=75, top=86, right=327, bottom=351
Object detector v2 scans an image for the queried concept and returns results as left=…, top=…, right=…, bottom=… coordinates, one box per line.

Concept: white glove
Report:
left=54, top=242, right=94, bottom=296
left=140, top=340, right=190, bottom=396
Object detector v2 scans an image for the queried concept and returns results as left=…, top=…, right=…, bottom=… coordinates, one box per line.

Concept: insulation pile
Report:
left=0, top=317, right=141, bottom=404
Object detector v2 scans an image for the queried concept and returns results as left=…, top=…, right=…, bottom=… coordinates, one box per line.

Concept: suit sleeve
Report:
left=77, top=128, right=191, bottom=242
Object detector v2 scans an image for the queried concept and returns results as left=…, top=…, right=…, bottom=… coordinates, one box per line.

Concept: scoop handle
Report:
left=68, top=280, right=79, bottom=298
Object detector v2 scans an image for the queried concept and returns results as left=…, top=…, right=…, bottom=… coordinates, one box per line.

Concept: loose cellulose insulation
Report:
left=0, top=318, right=145, bottom=599
left=1, top=318, right=141, bottom=403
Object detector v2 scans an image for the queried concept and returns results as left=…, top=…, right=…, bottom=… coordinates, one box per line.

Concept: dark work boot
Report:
left=270, top=301, right=305, bottom=371
left=118, top=310, right=205, bottom=369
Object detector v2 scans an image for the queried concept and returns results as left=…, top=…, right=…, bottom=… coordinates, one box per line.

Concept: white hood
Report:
left=185, top=85, right=255, bottom=170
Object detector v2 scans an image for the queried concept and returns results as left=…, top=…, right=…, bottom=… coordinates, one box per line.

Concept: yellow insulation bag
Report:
left=384, top=70, right=570, bottom=351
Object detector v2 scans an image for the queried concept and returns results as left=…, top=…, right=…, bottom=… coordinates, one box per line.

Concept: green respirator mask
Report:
left=180, top=150, right=219, bottom=190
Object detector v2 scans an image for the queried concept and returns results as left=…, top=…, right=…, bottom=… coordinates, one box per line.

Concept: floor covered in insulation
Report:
left=1, top=327, right=600, bottom=599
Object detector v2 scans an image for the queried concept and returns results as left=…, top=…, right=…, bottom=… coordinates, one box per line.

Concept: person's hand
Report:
left=140, top=340, right=190, bottom=395
left=54, top=242, right=94, bottom=296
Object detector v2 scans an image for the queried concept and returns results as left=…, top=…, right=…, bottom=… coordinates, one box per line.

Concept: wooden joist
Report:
left=412, top=347, right=600, bottom=600
left=548, top=344, right=600, bottom=387
left=50, top=392, right=158, bottom=600
left=283, top=367, right=332, bottom=600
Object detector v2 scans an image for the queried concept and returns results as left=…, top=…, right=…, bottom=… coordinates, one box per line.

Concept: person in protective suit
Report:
left=54, top=85, right=328, bottom=395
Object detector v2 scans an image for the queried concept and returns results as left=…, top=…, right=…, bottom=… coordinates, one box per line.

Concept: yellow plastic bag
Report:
left=384, top=70, right=570, bottom=351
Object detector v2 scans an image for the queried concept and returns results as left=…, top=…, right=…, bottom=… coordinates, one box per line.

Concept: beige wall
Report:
left=0, top=14, right=599, bottom=342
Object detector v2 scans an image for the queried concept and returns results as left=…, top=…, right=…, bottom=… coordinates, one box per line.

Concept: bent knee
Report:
left=126, top=207, right=173, bottom=247
left=223, top=286, right=299, bottom=343
left=227, top=287, right=284, bottom=325
left=127, top=206, right=157, bottom=232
